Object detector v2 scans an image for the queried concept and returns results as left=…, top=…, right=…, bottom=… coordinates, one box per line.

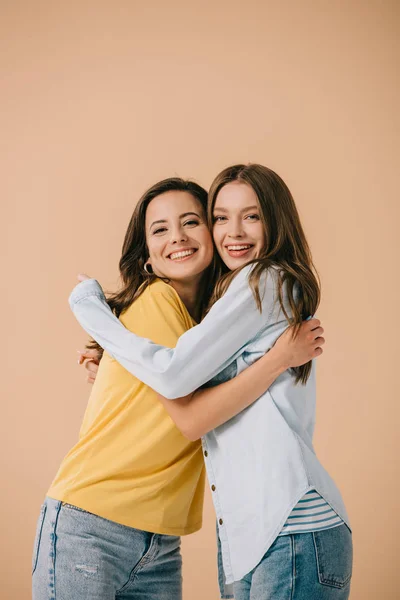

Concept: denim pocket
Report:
left=32, top=503, right=47, bottom=575
left=313, top=525, right=353, bottom=589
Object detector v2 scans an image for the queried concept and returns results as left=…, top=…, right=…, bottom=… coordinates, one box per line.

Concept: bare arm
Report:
left=70, top=267, right=278, bottom=398
left=158, top=319, right=324, bottom=441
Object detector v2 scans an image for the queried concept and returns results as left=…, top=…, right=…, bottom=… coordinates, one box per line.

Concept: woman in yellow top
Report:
left=32, top=178, right=323, bottom=600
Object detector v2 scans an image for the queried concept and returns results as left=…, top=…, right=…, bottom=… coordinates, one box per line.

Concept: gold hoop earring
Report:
left=144, top=262, right=153, bottom=274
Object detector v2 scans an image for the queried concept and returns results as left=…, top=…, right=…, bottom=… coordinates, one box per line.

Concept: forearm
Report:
left=70, top=269, right=274, bottom=398
left=159, top=346, right=287, bottom=441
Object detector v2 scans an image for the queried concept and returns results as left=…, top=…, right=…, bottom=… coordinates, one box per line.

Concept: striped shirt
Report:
left=279, top=490, right=343, bottom=536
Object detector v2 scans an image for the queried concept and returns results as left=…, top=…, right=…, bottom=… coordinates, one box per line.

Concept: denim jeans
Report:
left=32, top=497, right=182, bottom=600
left=233, top=524, right=353, bottom=600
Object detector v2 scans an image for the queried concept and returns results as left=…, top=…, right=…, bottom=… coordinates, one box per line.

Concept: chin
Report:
left=224, top=256, right=248, bottom=269
left=168, top=264, right=203, bottom=280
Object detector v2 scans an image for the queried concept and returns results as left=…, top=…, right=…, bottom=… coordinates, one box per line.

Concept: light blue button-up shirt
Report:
left=69, top=266, right=350, bottom=593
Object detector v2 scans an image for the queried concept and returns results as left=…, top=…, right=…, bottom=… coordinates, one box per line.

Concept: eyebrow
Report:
left=213, top=205, right=259, bottom=213
left=150, top=212, right=202, bottom=228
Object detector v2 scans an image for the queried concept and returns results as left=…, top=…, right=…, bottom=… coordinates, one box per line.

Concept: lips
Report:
left=225, top=244, right=254, bottom=258
left=226, top=245, right=253, bottom=251
left=168, top=248, right=198, bottom=261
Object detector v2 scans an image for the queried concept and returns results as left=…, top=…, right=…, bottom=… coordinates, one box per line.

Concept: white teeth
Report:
left=169, top=249, right=196, bottom=260
left=227, top=245, right=252, bottom=251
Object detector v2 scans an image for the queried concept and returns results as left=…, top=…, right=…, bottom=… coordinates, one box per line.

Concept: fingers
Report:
left=304, top=318, right=320, bottom=330
left=77, top=349, right=100, bottom=364
left=77, top=273, right=91, bottom=282
left=77, top=349, right=100, bottom=385
left=80, top=349, right=100, bottom=359
left=312, top=334, right=325, bottom=361
left=78, top=359, right=98, bottom=384
left=308, top=327, right=324, bottom=340
left=85, top=360, right=99, bottom=385
left=85, top=360, right=98, bottom=375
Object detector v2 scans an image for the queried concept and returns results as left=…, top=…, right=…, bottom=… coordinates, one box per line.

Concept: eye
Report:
left=183, top=219, right=200, bottom=227
left=213, top=215, right=227, bottom=223
left=245, top=214, right=260, bottom=221
left=153, top=226, right=168, bottom=235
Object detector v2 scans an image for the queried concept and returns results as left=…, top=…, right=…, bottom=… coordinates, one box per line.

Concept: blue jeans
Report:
left=234, top=524, right=353, bottom=600
left=32, top=497, right=182, bottom=600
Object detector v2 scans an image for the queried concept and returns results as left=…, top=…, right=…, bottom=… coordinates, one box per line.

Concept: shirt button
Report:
left=211, top=485, right=216, bottom=491
left=219, top=518, right=223, bottom=525
left=204, top=450, right=208, bottom=457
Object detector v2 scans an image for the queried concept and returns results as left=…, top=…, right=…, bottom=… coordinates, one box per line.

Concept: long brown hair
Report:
left=87, top=177, right=218, bottom=356
left=208, top=164, right=320, bottom=384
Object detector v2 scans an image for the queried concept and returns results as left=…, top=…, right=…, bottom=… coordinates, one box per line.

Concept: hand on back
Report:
left=77, top=349, right=101, bottom=384
left=274, top=318, right=325, bottom=370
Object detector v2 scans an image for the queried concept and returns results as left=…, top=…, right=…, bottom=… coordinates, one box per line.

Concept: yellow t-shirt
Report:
left=48, top=279, right=205, bottom=535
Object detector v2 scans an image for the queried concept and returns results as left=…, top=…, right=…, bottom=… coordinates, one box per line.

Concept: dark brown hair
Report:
left=87, top=177, right=218, bottom=357
left=207, top=164, right=321, bottom=384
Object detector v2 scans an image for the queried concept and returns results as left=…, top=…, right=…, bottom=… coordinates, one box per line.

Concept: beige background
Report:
left=1, top=1, right=399, bottom=598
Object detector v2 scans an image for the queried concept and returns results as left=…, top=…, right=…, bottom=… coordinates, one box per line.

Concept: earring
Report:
left=144, top=262, right=153, bottom=274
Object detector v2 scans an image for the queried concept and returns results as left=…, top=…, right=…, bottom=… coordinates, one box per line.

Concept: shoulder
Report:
left=144, top=279, right=184, bottom=308
left=123, top=279, right=190, bottom=322
left=121, top=279, right=193, bottom=343
left=227, top=263, right=279, bottom=293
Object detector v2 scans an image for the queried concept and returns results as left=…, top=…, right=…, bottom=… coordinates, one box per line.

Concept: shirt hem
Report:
left=47, top=492, right=202, bottom=537
left=222, top=483, right=351, bottom=584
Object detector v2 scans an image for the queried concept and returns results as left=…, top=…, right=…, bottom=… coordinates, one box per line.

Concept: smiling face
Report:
left=212, top=181, right=266, bottom=270
left=145, top=190, right=214, bottom=283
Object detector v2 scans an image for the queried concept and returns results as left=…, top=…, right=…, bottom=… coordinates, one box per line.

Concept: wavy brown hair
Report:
left=87, top=177, right=219, bottom=357
left=207, top=164, right=320, bottom=384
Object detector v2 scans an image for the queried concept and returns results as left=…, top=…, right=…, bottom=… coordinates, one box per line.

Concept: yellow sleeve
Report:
left=119, top=281, right=193, bottom=349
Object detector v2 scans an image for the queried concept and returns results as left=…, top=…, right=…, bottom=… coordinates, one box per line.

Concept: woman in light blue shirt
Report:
left=70, top=164, right=353, bottom=600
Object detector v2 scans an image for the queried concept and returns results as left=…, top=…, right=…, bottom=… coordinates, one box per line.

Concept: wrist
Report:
left=268, top=346, right=290, bottom=375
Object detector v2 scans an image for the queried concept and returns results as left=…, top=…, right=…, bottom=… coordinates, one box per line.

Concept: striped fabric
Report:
left=278, top=490, right=343, bottom=536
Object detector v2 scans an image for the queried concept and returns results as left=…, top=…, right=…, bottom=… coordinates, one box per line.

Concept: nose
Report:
left=227, top=217, right=245, bottom=239
left=170, top=225, right=189, bottom=244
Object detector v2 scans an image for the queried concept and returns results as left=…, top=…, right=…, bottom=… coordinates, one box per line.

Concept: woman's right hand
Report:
left=273, top=318, right=325, bottom=370
left=77, top=349, right=101, bottom=384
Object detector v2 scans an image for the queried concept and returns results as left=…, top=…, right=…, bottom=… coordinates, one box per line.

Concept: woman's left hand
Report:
left=77, top=273, right=92, bottom=282
left=77, top=348, right=101, bottom=384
